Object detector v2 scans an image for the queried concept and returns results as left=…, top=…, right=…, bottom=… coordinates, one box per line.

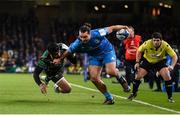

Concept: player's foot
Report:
left=127, top=93, right=137, bottom=101
left=121, top=82, right=131, bottom=92
left=103, top=98, right=115, bottom=105
left=168, top=97, right=175, bottom=103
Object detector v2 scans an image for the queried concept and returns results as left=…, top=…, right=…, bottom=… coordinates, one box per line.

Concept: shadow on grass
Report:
left=1, top=98, right=101, bottom=106
left=0, top=99, right=56, bottom=105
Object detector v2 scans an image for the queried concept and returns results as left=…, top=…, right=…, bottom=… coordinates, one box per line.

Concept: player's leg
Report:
left=125, top=61, right=132, bottom=86
left=159, top=67, right=174, bottom=102
left=103, top=50, right=130, bottom=92
left=89, top=65, right=114, bottom=104
left=128, top=67, right=147, bottom=100
left=51, top=74, right=71, bottom=93
left=130, top=63, right=136, bottom=87
left=88, top=56, right=114, bottom=104
left=127, top=58, right=150, bottom=100
left=105, top=62, right=130, bottom=92
left=154, top=74, right=162, bottom=91
left=125, top=61, right=135, bottom=87
left=171, top=65, right=179, bottom=92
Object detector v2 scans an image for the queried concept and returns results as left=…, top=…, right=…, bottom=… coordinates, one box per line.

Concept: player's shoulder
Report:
left=161, top=40, right=171, bottom=48
left=71, top=38, right=81, bottom=46
left=91, top=28, right=106, bottom=32
left=162, top=40, right=169, bottom=45
left=143, top=39, right=151, bottom=45
left=41, top=50, right=49, bottom=58
left=90, top=28, right=99, bottom=35
left=135, top=35, right=142, bottom=40
left=91, top=27, right=108, bottom=36
left=57, top=43, right=69, bottom=50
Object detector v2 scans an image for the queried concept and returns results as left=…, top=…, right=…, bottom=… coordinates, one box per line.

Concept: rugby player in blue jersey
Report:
left=53, top=23, right=131, bottom=104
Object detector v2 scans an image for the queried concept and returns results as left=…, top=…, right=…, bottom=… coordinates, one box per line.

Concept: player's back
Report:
left=69, top=28, right=114, bottom=56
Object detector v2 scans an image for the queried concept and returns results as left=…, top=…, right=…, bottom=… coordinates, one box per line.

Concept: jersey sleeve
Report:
left=37, top=59, right=46, bottom=69
left=33, top=65, right=43, bottom=86
left=92, top=27, right=109, bottom=38
left=37, top=50, right=49, bottom=69
left=66, top=53, right=77, bottom=64
left=165, top=42, right=176, bottom=57
left=68, top=39, right=81, bottom=54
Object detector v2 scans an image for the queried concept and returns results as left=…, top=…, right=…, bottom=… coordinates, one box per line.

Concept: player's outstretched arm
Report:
left=33, top=66, right=48, bottom=94
left=53, top=50, right=71, bottom=64
left=33, top=66, right=43, bottom=86
left=107, top=25, right=129, bottom=34
left=67, top=53, right=77, bottom=65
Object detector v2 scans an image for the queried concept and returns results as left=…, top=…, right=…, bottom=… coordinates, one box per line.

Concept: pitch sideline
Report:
left=71, top=83, right=180, bottom=114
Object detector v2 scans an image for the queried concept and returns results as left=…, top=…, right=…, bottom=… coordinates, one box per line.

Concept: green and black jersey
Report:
left=38, top=49, right=65, bottom=75
left=33, top=43, right=77, bottom=86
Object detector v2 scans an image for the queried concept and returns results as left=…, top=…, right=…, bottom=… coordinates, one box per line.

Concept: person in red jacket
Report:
left=119, top=26, right=142, bottom=87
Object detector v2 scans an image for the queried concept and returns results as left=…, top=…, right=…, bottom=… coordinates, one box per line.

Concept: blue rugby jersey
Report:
left=68, top=27, right=114, bottom=56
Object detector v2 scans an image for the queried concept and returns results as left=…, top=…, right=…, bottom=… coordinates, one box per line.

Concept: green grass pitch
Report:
left=0, top=73, right=179, bottom=114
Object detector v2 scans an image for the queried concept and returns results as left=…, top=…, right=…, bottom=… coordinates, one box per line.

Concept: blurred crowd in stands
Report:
left=0, top=10, right=179, bottom=76
left=0, top=11, right=43, bottom=73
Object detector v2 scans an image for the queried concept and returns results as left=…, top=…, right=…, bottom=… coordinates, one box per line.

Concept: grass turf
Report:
left=0, top=73, right=179, bottom=114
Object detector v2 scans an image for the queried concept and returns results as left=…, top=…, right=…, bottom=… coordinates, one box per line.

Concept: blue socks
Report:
left=103, top=92, right=113, bottom=100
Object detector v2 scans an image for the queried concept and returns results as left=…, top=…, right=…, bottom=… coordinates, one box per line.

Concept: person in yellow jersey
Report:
left=127, top=32, right=178, bottom=103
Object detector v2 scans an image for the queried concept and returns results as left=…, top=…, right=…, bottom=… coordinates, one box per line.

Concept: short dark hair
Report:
left=79, top=23, right=91, bottom=34
left=129, top=26, right=134, bottom=31
left=47, top=43, right=59, bottom=55
left=151, top=32, right=163, bottom=40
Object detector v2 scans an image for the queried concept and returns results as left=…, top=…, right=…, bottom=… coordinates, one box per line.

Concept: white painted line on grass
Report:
left=71, top=83, right=180, bottom=114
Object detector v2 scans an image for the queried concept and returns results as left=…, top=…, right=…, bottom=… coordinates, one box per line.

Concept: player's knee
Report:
left=61, top=86, right=72, bottom=93
left=63, top=87, right=71, bottom=93
left=62, top=83, right=72, bottom=93
left=90, top=77, right=99, bottom=83
left=54, top=84, right=71, bottom=93
left=163, top=75, right=171, bottom=81
left=106, top=68, right=116, bottom=76
left=135, top=74, right=143, bottom=80
left=161, top=71, right=171, bottom=81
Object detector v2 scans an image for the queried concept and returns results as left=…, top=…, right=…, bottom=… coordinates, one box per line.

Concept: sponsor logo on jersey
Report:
left=98, top=29, right=106, bottom=36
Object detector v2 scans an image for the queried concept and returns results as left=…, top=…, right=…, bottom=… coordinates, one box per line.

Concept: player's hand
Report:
left=123, top=26, right=131, bottom=33
left=168, top=65, right=174, bottom=71
left=53, top=58, right=60, bottom=64
left=124, top=26, right=130, bottom=33
left=134, top=63, right=140, bottom=72
left=39, top=83, right=48, bottom=94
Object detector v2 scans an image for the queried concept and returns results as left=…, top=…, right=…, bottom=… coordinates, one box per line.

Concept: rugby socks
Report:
left=54, top=84, right=60, bottom=93
left=155, top=77, right=162, bottom=91
left=165, top=80, right=172, bottom=99
left=116, top=72, right=131, bottom=92
left=132, top=80, right=141, bottom=94
left=103, top=92, right=113, bottom=100
left=116, top=73, right=127, bottom=85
